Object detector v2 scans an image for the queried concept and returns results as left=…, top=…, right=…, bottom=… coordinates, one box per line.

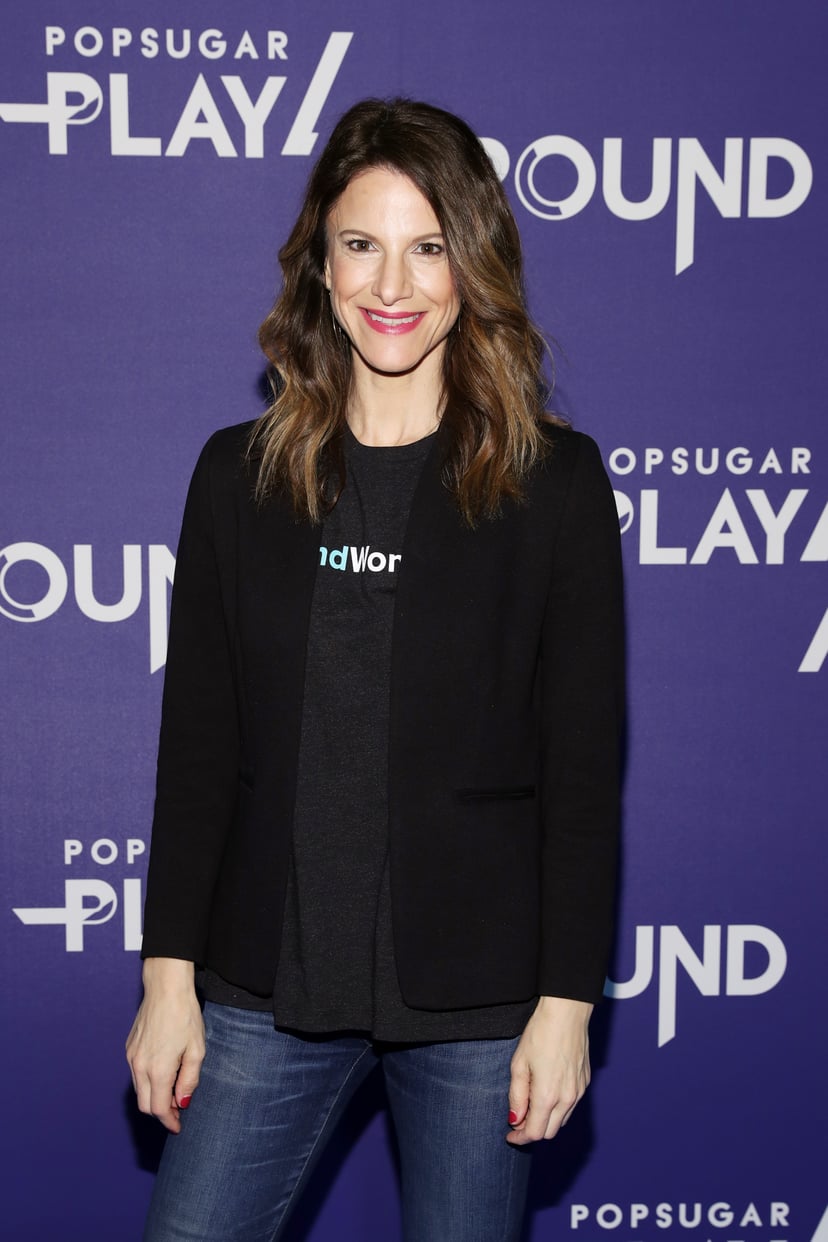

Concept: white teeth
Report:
left=366, top=311, right=420, bottom=325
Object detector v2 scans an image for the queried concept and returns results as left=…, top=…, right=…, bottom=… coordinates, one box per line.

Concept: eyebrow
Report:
left=335, top=228, right=445, bottom=243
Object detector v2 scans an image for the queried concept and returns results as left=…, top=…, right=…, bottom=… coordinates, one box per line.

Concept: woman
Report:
left=127, top=97, right=624, bottom=1242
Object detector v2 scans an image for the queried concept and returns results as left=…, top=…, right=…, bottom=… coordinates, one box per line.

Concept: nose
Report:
left=372, top=250, right=412, bottom=305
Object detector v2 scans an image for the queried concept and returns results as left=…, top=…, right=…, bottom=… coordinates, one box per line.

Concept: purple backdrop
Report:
left=2, top=2, right=825, bottom=1239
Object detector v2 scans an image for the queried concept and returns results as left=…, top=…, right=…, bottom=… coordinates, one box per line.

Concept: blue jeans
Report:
left=144, top=1002, right=532, bottom=1242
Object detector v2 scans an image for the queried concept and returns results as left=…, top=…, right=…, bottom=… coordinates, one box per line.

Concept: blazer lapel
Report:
left=237, top=488, right=321, bottom=762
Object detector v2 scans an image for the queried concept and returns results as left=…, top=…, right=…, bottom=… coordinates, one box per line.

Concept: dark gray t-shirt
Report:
left=202, top=428, right=535, bottom=1040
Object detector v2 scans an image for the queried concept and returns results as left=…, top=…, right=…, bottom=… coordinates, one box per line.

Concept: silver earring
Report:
left=331, top=308, right=348, bottom=344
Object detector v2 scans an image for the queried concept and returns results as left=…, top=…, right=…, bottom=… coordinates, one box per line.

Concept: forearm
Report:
left=141, top=956, right=196, bottom=993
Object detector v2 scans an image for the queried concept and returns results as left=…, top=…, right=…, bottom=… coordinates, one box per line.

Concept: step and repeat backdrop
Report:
left=1, top=2, right=825, bottom=1239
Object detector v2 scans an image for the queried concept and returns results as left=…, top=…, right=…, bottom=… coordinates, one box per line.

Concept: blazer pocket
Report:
left=455, top=785, right=536, bottom=803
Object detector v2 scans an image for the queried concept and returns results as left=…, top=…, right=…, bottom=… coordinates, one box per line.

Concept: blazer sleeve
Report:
left=140, top=432, right=241, bottom=962
left=537, top=432, right=624, bottom=1003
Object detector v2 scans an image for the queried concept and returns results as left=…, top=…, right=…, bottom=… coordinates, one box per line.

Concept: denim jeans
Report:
left=143, top=1002, right=532, bottom=1242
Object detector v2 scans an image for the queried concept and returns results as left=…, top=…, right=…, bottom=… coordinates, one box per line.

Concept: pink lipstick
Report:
left=359, top=308, right=424, bottom=335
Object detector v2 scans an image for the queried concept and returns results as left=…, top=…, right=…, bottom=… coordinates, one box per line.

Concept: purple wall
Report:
left=2, top=3, right=825, bottom=1239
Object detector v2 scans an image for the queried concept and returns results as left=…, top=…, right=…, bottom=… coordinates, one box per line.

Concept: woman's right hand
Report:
left=126, top=957, right=205, bottom=1133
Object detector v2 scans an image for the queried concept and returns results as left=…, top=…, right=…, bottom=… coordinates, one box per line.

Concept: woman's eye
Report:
left=346, top=238, right=373, bottom=252
left=416, top=242, right=443, bottom=255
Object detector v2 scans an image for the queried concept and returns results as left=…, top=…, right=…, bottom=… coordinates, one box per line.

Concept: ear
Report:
left=323, top=257, right=331, bottom=291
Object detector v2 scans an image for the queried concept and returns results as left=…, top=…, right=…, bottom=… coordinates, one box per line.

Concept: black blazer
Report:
left=142, top=420, right=624, bottom=1008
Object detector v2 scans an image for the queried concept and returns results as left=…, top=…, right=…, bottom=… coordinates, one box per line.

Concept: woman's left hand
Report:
left=506, top=995, right=593, bottom=1144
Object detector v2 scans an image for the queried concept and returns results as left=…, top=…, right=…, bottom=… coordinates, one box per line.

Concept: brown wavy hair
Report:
left=252, top=97, right=552, bottom=525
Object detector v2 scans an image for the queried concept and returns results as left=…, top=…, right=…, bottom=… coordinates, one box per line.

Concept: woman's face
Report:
left=324, top=167, right=460, bottom=380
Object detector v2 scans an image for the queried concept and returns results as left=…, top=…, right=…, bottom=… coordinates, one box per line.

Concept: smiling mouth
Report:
left=360, top=308, right=425, bottom=334
left=365, top=310, right=422, bottom=325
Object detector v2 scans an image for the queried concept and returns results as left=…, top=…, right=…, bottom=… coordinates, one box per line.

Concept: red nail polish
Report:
left=508, top=1110, right=518, bottom=1125
left=179, top=1095, right=192, bottom=1109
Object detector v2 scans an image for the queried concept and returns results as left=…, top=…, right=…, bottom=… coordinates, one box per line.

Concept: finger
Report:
left=153, top=1094, right=182, bottom=1134
left=542, top=1102, right=570, bottom=1141
left=148, top=1066, right=183, bottom=1133
left=509, top=1080, right=581, bottom=1145
left=558, top=1065, right=589, bottom=1130
left=507, top=1059, right=530, bottom=1132
left=544, top=1085, right=583, bottom=1139
left=507, top=1087, right=552, bottom=1146
left=125, top=1029, right=141, bottom=1097
left=158, top=1108, right=182, bottom=1134
left=558, top=1093, right=581, bottom=1130
left=175, top=1060, right=202, bottom=1110
left=174, top=1022, right=206, bottom=1107
left=132, top=1064, right=154, bottom=1117
left=521, top=1097, right=555, bottom=1144
left=132, top=1067, right=180, bottom=1132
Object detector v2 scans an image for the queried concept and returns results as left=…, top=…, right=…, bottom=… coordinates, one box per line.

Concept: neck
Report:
left=346, top=355, right=443, bottom=447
